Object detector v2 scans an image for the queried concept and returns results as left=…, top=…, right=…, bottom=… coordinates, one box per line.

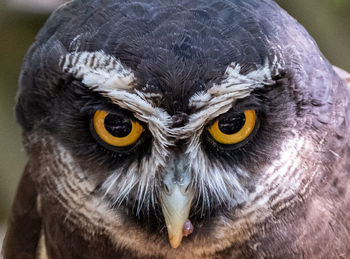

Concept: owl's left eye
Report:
left=208, top=110, right=257, bottom=145
left=92, top=110, right=143, bottom=147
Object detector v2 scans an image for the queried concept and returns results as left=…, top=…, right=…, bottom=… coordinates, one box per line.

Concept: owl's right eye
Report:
left=92, top=110, right=144, bottom=148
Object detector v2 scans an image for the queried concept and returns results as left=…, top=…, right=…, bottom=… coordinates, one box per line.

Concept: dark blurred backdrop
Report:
left=0, top=0, right=349, bottom=240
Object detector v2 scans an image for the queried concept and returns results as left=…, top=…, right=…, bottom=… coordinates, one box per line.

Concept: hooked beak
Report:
left=159, top=157, right=194, bottom=248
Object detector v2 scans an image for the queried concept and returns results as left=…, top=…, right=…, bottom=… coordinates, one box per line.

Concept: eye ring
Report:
left=208, top=110, right=256, bottom=145
left=93, top=110, right=143, bottom=147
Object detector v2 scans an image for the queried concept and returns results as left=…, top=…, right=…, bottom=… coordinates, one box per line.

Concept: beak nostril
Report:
left=184, top=184, right=190, bottom=193
left=164, top=184, right=170, bottom=193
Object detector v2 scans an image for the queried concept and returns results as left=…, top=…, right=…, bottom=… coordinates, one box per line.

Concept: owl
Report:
left=3, top=0, right=350, bottom=258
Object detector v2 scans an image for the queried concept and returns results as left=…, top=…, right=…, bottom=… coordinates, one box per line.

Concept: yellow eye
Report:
left=93, top=110, right=143, bottom=147
left=208, top=110, right=257, bottom=145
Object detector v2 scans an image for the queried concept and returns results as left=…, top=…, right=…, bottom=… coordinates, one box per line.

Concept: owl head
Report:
left=15, top=0, right=348, bottom=253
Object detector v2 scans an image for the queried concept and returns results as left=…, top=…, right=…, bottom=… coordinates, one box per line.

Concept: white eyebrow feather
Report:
left=59, top=51, right=135, bottom=90
left=189, top=59, right=276, bottom=110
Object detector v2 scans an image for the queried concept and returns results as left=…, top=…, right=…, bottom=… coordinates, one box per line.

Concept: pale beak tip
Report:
left=169, top=234, right=183, bottom=249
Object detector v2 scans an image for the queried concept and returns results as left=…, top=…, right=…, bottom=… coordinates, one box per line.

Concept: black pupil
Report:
left=218, top=112, right=246, bottom=134
left=104, top=114, right=132, bottom=137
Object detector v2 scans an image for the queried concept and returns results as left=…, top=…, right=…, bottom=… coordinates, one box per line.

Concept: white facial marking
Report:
left=241, top=136, right=317, bottom=218
left=189, top=58, right=278, bottom=111
left=60, top=51, right=135, bottom=90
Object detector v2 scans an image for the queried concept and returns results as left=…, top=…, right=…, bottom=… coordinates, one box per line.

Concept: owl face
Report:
left=16, top=0, right=342, bottom=253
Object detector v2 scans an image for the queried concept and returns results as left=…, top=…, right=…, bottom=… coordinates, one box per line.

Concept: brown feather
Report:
left=2, top=162, right=42, bottom=259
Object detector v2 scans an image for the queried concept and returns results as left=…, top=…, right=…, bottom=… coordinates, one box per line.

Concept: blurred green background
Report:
left=0, top=0, right=349, bottom=240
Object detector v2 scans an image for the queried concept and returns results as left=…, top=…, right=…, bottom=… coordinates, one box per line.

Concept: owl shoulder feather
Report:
left=334, top=66, right=350, bottom=88
left=2, top=163, right=42, bottom=259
